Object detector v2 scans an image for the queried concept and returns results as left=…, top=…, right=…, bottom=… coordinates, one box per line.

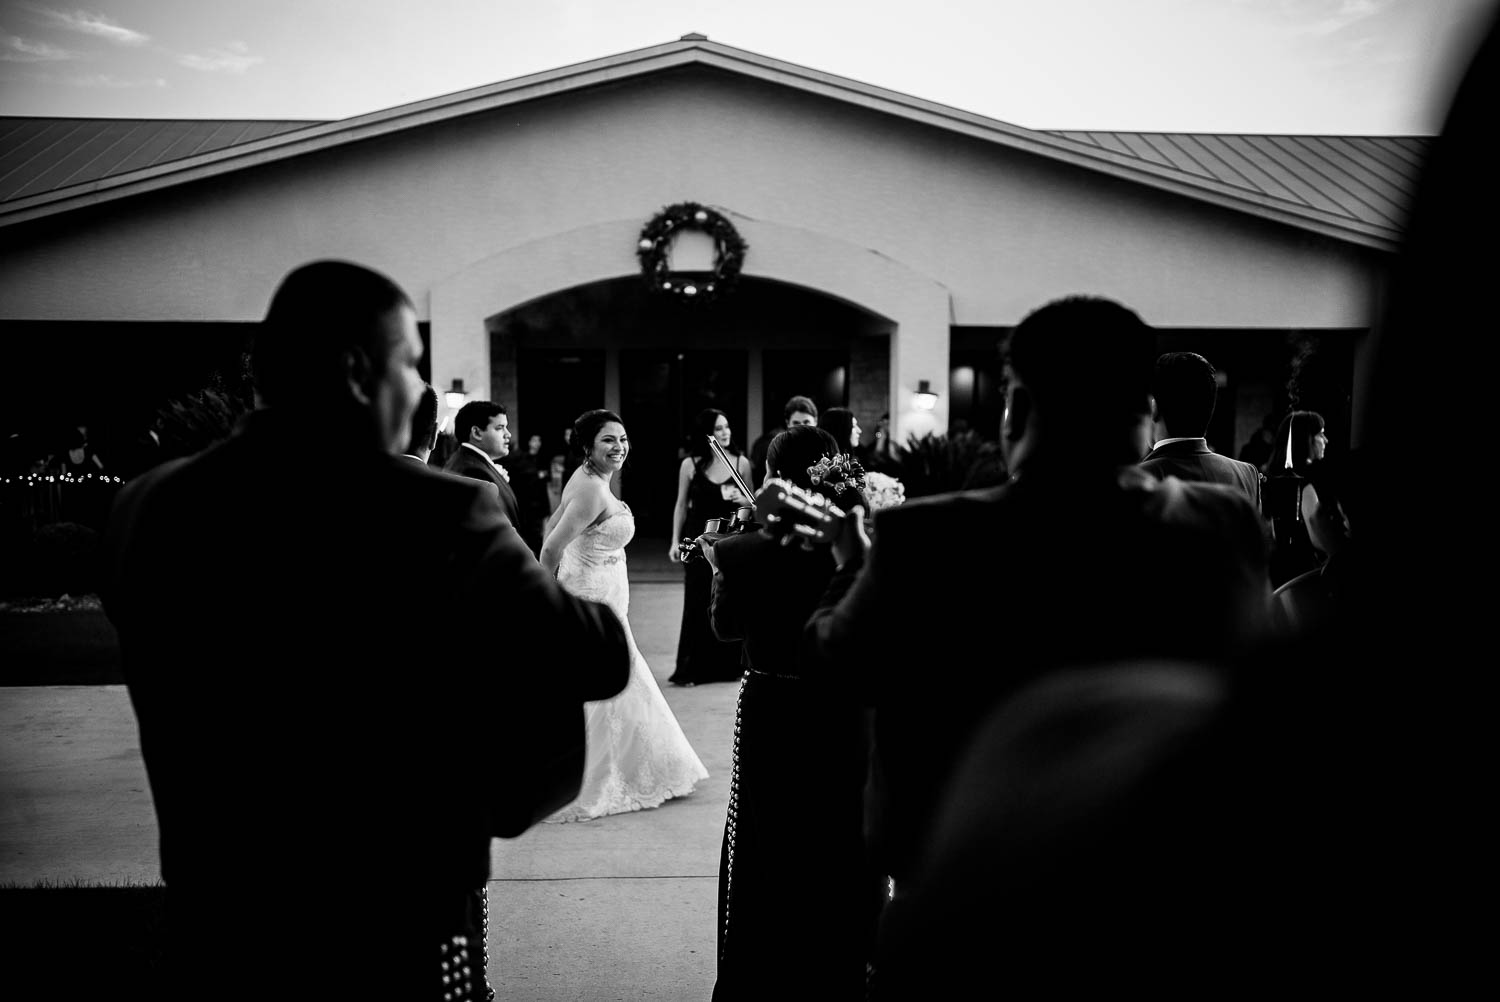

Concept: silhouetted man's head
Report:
left=1150, top=352, right=1217, bottom=439
left=254, top=260, right=421, bottom=453
left=406, top=383, right=440, bottom=461
left=1000, top=296, right=1156, bottom=471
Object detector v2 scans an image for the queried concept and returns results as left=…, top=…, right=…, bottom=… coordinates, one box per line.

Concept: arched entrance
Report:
left=429, top=213, right=955, bottom=474
left=489, top=275, right=889, bottom=534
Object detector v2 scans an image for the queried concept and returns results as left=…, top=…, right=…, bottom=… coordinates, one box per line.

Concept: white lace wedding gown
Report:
left=545, top=498, right=709, bottom=822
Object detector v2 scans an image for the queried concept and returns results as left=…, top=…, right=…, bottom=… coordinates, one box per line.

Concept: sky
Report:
left=0, top=0, right=1494, bottom=134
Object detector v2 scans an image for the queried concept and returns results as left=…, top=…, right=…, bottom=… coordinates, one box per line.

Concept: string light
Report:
left=2, top=473, right=124, bottom=485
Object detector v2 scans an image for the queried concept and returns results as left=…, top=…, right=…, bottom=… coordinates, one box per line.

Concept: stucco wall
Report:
left=0, top=66, right=1382, bottom=329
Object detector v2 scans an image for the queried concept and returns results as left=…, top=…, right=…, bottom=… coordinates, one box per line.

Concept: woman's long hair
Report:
left=1273, top=410, right=1325, bottom=476
left=689, top=408, right=736, bottom=468
left=820, top=407, right=856, bottom=456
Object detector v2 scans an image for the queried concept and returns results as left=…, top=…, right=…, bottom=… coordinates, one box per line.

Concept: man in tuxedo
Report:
left=1139, top=351, right=1263, bottom=507
left=803, top=296, right=1270, bottom=983
left=101, top=260, right=631, bottom=999
left=446, top=399, right=522, bottom=528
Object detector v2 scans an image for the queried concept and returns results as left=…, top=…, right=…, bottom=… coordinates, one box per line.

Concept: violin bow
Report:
left=707, top=435, right=756, bottom=500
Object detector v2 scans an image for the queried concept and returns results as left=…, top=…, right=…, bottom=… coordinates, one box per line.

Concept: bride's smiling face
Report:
left=591, top=421, right=629, bottom=472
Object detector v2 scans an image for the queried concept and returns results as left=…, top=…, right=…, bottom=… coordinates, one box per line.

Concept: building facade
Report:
left=0, top=35, right=1421, bottom=528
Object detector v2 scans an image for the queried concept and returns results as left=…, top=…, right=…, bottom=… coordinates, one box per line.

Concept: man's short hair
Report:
left=784, top=396, right=819, bottom=424
left=408, top=383, right=439, bottom=454
left=253, top=260, right=412, bottom=409
left=1003, top=296, right=1156, bottom=434
left=454, top=401, right=505, bottom=446
left=1151, top=352, right=1217, bottom=437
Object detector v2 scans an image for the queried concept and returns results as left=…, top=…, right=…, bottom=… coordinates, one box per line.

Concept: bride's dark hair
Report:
left=572, top=409, right=624, bottom=460
left=766, top=425, right=840, bottom=497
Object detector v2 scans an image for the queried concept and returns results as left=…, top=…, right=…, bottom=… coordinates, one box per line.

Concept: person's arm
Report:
left=539, top=476, right=607, bottom=577
left=669, top=457, right=693, bottom=563
left=452, top=484, right=630, bottom=706
left=799, top=504, right=886, bottom=704
left=708, top=537, right=745, bottom=641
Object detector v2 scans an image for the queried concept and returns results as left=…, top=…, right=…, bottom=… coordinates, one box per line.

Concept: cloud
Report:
left=177, top=40, right=263, bottom=73
left=0, top=32, right=82, bottom=61
left=1288, top=0, right=1391, bottom=37
left=36, top=7, right=150, bottom=45
left=64, top=72, right=166, bottom=88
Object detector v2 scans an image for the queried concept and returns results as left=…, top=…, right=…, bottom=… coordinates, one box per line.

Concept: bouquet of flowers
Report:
left=860, top=470, right=906, bottom=512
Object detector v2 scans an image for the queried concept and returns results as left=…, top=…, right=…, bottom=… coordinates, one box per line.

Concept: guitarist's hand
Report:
left=831, top=503, right=871, bottom=570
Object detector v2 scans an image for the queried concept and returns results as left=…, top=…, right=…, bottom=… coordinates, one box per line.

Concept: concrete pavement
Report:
left=0, top=555, right=742, bottom=1001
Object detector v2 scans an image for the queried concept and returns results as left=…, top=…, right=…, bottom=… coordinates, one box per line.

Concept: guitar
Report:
left=752, top=478, right=850, bottom=548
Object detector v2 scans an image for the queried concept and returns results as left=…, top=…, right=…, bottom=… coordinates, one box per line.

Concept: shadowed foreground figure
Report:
left=876, top=8, right=1498, bottom=993
left=803, top=296, right=1270, bottom=991
left=708, top=426, right=881, bottom=1000
left=101, top=260, right=630, bottom=999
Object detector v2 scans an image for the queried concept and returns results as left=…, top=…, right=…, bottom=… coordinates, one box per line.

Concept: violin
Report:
left=677, top=505, right=758, bottom=565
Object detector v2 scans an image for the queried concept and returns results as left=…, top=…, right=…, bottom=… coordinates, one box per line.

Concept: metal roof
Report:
left=1046, top=131, right=1429, bottom=235
left=0, top=117, right=319, bottom=203
left=0, top=38, right=1431, bottom=249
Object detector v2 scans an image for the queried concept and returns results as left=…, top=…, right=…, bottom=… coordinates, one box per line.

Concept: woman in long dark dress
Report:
left=668, top=408, right=754, bottom=686
left=706, top=426, right=881, bottom=1001
left=1265, top=409, right=1329, bottom=587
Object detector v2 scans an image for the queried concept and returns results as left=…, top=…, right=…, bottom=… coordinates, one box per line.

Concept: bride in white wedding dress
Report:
left=539, top=409, right=709, bottom=822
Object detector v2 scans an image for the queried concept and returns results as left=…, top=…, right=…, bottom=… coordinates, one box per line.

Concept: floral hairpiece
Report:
left=807, top=453, right=867, bottom=496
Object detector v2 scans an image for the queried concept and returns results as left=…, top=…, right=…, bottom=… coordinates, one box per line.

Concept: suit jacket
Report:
left=802, top=462, right=1270, bottom=883
left=1140, top=438, right=1264, bottom=509
left=405, top=453, right=504, bottom=513
left=101, top=410, right=630, bottom=993
left=444, top=443, right=522, bottom=528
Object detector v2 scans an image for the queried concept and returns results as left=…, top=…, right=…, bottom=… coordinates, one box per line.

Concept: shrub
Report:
left=891, top=430, right=1007, bottom=498
left=27, top=521, right=102, bottom=598
left=154, top=351, right=255, bottom=462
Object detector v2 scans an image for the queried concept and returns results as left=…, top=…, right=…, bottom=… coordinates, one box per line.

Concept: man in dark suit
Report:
left=1139, top=350, right=1264, bottom=507
left=101, top=260, right=630, bottom=999
left=802, top=297, right=1269, bottom=985
left=446, top=399, right=522, bottom=528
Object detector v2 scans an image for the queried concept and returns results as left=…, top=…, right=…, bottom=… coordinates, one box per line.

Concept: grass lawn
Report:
left=0, top=596, right=122, bottom=685
left=0, top=879, right=166, bottom=991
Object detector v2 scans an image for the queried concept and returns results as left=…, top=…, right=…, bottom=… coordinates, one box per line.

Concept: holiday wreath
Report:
left=636, top=202, right=747, bottom=303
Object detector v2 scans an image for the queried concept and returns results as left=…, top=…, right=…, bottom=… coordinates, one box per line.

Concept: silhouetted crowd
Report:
left=697, top=16, right=1495, bottom=994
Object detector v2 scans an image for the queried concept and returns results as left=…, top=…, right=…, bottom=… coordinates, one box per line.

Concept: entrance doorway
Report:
left=515, top=348, right=605, bottom=462
left=619, top=349, right=748, bottom=534
left=494, top=275, right=888, bottom=535
left=758, top=348, right=849, bottom=440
